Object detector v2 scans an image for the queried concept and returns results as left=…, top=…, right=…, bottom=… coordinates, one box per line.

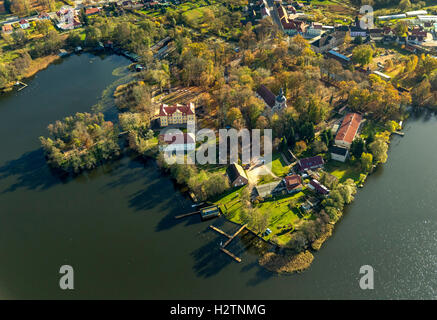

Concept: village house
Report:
left=308, top=179, right=329, bottom=195
left=158, top=132, right=195, bottom=153
left=254, top=180, right=285, bottom=198
left=369, top=28, right=384, bottom=41
left=306, top=22, right=323, bottom=38
left=56, top=6, right=82, bottom=30
left=284, top=174, right=303, bottom=193
left=38, top=12, right=51, bottom=20
left=85, top=7, right=101, bottom=16
left=19, top=19, right=30, bottom=29
left=277, top=5, right=307, bottom=36
left=158, top=103, right=196, bottom=127
left=330, top=145, right=349, bottom=163
left=301, top=196, right=319, bottom=211
left=334, top=113, right=362, bottom=149
left=298, top=156, right=324, bottom=171
left=2, top=24, right=12, bottom=34
left=311, top=34, right=339, bottom=53
left=227, top=163, right=249, bottom=187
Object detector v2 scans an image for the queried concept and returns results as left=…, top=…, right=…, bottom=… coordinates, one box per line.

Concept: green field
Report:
left=325, top=160, right=361, bottom=183
left=214, top=185, right=311, bottom=246
left=270, top=152, right=290, bottom=177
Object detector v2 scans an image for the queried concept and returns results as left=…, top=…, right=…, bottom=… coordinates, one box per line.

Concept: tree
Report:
left=10, top=0, right=30, bottom=16
left=399, top=0, right=411, bottom=11
left=350, top=138, right=365, bottom=158
left=240, top=206, right=270, bottom=234
left=394, top=21, right=408, bottom=37
left=361, top=152, right=373, bottom=173
left=368, top=138, right=388, bottom=164
left=352, top=45, right=374, bottom=66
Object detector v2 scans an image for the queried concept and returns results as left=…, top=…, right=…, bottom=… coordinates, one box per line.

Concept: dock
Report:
left=15, top=81, right=28, bottom=91
left=393, top=131, right=405, bottom=136
left=209, top=225, right=232, bottom=238
left=209, top=224, right=247, bottom=263
left=222, top=224, right=247, bottom=248
left=220, top=248, right=242, bottom=263
left=174, top=211, right=199, bottom=219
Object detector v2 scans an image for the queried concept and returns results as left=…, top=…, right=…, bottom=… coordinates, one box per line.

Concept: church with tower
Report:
left=256, top=85, right=287, bottom=113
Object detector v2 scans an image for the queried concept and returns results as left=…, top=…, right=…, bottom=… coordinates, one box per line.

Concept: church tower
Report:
left=272, top=88, right=287, bottom=112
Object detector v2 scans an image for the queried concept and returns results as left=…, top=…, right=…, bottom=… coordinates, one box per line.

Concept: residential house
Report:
left=277, top=5, right=307, bottom=36
left=334, top=113, right=362, bottom=149
left=306, top=22, right=323, bottom=38
left=227, top=163, right=249, bottom=187
left=158, top=103, right=196, bottom=127
left=311, top=34, right=339, bottom=53
left=85, top=7, right=101, bottom=16
left=19, top=19, right=30, bottom=29
left=330, top=145, right=349, bottom=162
left=38, top=12, right=51, bottom=20
left=254, top=180, right=285, bottom=198
left=2, top=24, right=12, bottom=34
left=350, top=26, right=367, bottom=38
left=298, top=156, right=324, bottom=171
left=369, top=28, right=384, bottom=41
left=56, top=6, right=81, bottom=30
left=284, top=174, right=303, bottom=193
left=158, top=132, right=195, bottom=153
left=308, top=179, right=329, bottom=195
left=301, top=197, right=319, bottom=211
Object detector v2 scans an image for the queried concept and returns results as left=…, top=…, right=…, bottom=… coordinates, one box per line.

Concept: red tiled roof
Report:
left=284, top=175, right=302, bottom=191
left=158, top=103, right=195, bottom=117
left=278, top=5, right=306, bottom=32
left=19, top=19, right=28, bottom=24
left=2, top=24, right=12, bottom=31
left=335, top=113, right=362, bottom=144
left=85, top=7, right=100, bottom=15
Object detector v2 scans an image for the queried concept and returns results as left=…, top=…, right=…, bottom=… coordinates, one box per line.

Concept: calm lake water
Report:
left=0, top=53, right=437, bottom=299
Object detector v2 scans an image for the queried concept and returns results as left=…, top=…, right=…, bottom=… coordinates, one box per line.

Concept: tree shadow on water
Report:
left=0, top=149, right=63, bottom=194
left=191, top=234, right=234, bottom=278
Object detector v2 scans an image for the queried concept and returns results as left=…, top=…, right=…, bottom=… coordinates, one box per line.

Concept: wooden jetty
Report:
left=209, top=224, right=247, bottom=263
left=222, top=224, right=247, bottom=248
left=220, top=248, right=241, bottom=263
left=174, top=211, right=199, bottom=219
left=15, top=81, right=28, bottom=91
left=393, top=131, right=405, bottom=136
left=209, top=225, right=232, bottom=238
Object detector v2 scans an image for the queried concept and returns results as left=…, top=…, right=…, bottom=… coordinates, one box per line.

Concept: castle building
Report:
left=158, top=103, right=196, bottom=127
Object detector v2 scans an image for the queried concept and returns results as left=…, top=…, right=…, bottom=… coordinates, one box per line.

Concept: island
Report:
left=2, top=0, right=437, bottom=273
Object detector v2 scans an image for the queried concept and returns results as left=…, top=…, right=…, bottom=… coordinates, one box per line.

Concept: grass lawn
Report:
left=324, top=160, right=361, bottom=183
left=270, top=152, right=289, bottom=177
left=214, top=184, right=309, bottom=246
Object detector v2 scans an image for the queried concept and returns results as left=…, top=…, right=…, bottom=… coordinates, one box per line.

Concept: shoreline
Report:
left=0, top=55, right=61, bottom=93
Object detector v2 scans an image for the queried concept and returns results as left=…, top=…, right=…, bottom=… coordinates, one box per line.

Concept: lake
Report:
left=0, top=53, right=436, bottom=299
